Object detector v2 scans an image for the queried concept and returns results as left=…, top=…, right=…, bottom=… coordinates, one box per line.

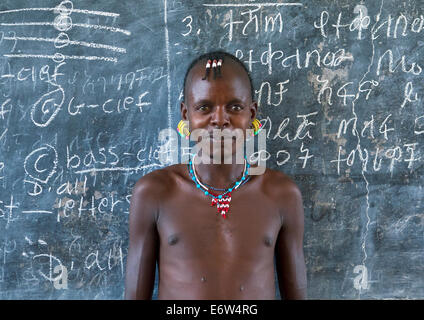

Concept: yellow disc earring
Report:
left=177, top=120, right=190, bottom=139
left=251, top=119, right=262, bottom=136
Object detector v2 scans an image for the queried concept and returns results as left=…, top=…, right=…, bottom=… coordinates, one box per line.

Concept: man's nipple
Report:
left=167, top=234, right=179, bottom=245
left=264, top=236, right=273, bottom=247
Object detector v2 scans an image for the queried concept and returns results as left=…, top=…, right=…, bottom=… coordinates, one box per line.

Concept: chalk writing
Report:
left=0, top=0, right=422, bottom=300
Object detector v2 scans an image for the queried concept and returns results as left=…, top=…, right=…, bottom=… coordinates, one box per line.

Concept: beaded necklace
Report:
left=188, top=155, right=250, bottom=218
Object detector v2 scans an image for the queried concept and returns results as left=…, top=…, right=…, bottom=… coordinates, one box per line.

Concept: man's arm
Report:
left=275, top=182, right=307, bottom=300
left=124, top=177, right=159, bottom=299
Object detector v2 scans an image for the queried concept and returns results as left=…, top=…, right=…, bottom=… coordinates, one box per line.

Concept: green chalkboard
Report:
left=0, top=0, right=423, bottom=299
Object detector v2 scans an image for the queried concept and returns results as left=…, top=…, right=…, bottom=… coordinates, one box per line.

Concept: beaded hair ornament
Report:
left=202, top=58, right=223, bottom=80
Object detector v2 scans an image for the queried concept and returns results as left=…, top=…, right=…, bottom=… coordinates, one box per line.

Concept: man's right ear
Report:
left=180, top=101, right=188, bottom=121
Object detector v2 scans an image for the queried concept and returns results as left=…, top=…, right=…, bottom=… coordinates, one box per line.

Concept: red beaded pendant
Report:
left=210, top=192, right=232, bottom=219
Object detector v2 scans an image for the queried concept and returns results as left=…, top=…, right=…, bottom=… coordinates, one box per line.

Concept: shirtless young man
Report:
left=124, top=51, right=307, bottom=300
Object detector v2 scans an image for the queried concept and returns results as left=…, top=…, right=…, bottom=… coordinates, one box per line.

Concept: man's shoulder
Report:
left=260, top=167, right=302, bottom=202
left=131, top=164, right=186, bottom=200
left=259, top=167, right=304, bottom=225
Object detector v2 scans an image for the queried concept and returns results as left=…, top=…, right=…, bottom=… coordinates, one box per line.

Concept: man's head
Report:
left=182, top=51, right=255, bottom=102
left=180, top=51, right=258, bottom=162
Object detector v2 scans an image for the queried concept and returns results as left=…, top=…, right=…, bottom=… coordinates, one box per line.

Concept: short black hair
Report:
left=182, top=50, right=255, bottom=102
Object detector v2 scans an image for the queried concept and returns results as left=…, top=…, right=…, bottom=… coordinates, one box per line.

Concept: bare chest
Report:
left=156, top=186, right=282, bottom=261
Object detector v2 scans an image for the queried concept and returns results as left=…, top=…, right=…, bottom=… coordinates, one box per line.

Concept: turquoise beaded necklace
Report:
left=188, top=155, right=250, bottom=218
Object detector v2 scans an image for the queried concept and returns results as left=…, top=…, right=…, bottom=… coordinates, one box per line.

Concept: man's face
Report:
left=181, top=59, right=257, bottom=162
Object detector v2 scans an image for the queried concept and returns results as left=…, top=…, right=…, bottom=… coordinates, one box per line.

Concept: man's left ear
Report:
left=250, top=101, right=258, bottom=120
